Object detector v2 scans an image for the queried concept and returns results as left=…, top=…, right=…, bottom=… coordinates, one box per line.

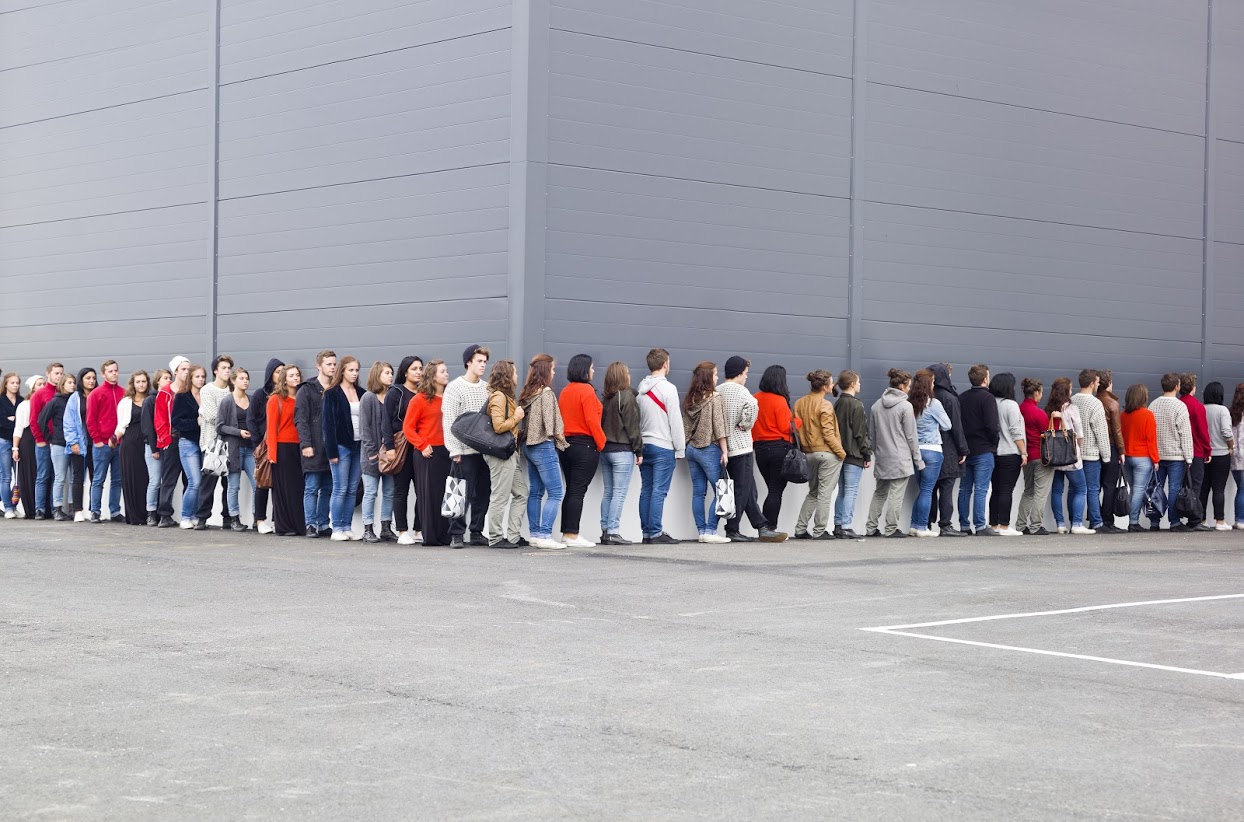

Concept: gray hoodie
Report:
left=869, top=388, right=924, bottom=480
left=636, top=374, right=685, bottom=457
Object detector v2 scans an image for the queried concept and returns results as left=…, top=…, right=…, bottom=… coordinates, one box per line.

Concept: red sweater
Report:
left=1121, top=408, right=1160, bottom=464
left=155, top=384, right=177, bottom=450
left=1019, top=398, right=1049, bottom=462
left=558, top=382, right=606, bottom=450
left=86, top=381, right=125, bottom=444
left=403, top=393, right=444, bottom=450
left=752, top=392, right=801, bottom=442
left=1180, top=394, right=1211, bottom=459
left=28, top=383, right=55, bottom=444
left=266, top=395, right=299, bottom=459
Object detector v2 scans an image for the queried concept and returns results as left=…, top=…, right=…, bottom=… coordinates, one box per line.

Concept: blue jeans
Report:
left=1234, top=470, right=1244, bottom=526
left=304, top=470, right=331, bottom=530
left=329, top=442, right=361, bottom=531
left=686, top=443, right=723, bottom=535
left=178, top=438, right=202, bottom=520
left=0, top=440, right=12, bottom=513
left=835, top=463, right=862, bottom=528
left=361, top=473, right=393, bottom=526
left=1125, top=457, right=1154, bottom=525
left=35, top=444, right=52, bottom=513
left=90, top=443, right=122, bottom=517
left=1155, top=460, right=1186, bottom=526
left=599, top=451, right=635, bottom=534
left=525, top=441, right=564, bottom=539
left=1082, top=458, right=1104, bottom=528
left=911, top=449, right=945, bottom=530
left=227, top=446, right=256, bottom=517
left=1051, top=468, right=1087, bottom=527
left=958, top=452, right=995, bottom=531
left=639, top=444, right=676, bottom=538
left=144, top=445, right=161, bottom=511
left=50, top=444, right=70, bottom=508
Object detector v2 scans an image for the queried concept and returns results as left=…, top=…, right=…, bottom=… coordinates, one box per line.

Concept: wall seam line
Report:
left=1201, top=0, right=1216, bottom=381
left=207, top=0, right=222, bottom=360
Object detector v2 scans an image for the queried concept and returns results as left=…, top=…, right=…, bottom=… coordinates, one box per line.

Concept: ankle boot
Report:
left=363, top=524, right=381, bottom=544
left=379, top=522, right=398, bottom=542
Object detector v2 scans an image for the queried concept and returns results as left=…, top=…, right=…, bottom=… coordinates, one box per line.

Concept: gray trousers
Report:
left=796, top=451, right=843, bottom=537
left=484, top=452, right=529, bottom=544
left=867, top=476, right=909, bottom=535
left=1016, top=462, right=1053, bottom=532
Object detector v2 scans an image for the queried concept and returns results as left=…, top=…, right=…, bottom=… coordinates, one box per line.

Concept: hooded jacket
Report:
left=294, top=379, right=329, bottom=473
left=928, top=364, right=969, bottom=478
left=247, top=358, right=283, bottom=448
left=834, top=392, right=872, bottom=467
left=868, top=388, right=924, bottom=480
left=637, top=374, right=685, bottom=457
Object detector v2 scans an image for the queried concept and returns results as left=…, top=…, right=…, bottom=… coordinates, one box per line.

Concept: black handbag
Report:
left=1040, top=416, right=1078, bottom=468
left=1144, top=472, right=1167, bottom=521
left=450, top=400, right=517, bottom=460
left=780, top=420, right=809, bottom=484
left=1174, top=482, right=1203, bottom=522
left=1112, top=470, right=1131, bottom=519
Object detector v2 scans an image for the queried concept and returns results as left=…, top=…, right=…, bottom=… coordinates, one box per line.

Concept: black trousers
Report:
left=391, top=452, right=422, bottom=533
left=1184, top=456, right=1206, bottom=525
left=754, top=440, right=789, bottom=529
left=448, top=453, right=490, bottom=539
left=930, top=474, right=958, bottom=529
left=68, top=451, right=89, bottom=513
left=196, top=472, right=229, bottom=522
left=18, top=434, right=40, bottom=518
left=988, top=454, right=1023, bottom=526
left=272, top=442, right=305, bottom=535
left=1201, top=454, right=1231, bottom=522
left=415, top=446, right=452, bottom=545
left=558, top=436, right=599, bottom=534
left=157, top=440, right=186, bottom=519
left=1100, top=456, right=1122, bottom=522
left=726, top=452, right=766, bottom=533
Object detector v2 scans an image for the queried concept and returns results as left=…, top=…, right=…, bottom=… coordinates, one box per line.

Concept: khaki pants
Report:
left=867, top=476, right=909, bottom=535
left=796, top=451, right=843, bottom=537
left=484, top=452, right=528, bottom=544
left=1016, top=461, right=1053, bottom=532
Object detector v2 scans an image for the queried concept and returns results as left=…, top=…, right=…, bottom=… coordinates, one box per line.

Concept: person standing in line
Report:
left=988, top=373, right=1026, bottom=536
left=1229, top=384, right=1244, bottom=530
left=927, top=363, right=969, bottom=537
left=833, top=370, right=870, bottom=539
left=296, top=350, right=336, bottom=538
left=1120, top=383, right=1160, bottom=532
left=197, top=356, right=234, bottom=529
left=141, top=370, right=171, bottom=526
left=1046, top=377, right=1093, bottom=535
left=359, top=361, right=396, bottom=544
left=40, top=373, right=76, bottom=521
left=636, top=349, right=685, bottom=545
left=599, top=361, right=643, bottom=545
left=751, top=364, right=800, bottom=535
left=63, top=366, right=97, bottom=522
left=1150, top=372, right=1194, bottom=531
left=86, top=359, right=125, bottom=523
left=28, top=362, right=64, bottom=519
left=792, top=369, right=846, bottom=540
left=265, top=365, right=304, bottom=536
left=482, top=359, right=527, bottom=549
left=113, top=370, right=151, bottom=526
left=866, top=369, right=923, bottom=538
left=248, top=359, right=283, bottom=534
left=386, top=356, right=424, bottom=544
left=909, top=369, right=952, bottom=538
left=404, top=359, right=452, bottom=547
left=558, top=354, right=605, bottom=548
left=520, top=354, right=568, bottom=550
left=173, top=365, right=207, bottom=530
left=14, top=375, right=45, bottom=519
left=956, top=364, right=1000, bottom=536
left=1016, top=378, right=1052, bottom=535
left=442, top=345, right=493, bottom=550
left=719, top=357, right=785, bottom=543
left=682, top=362, right=731, bottom=545
left=1199, top=381, right=1234, bottom=531
left=217, top=367, right=256, bottom=532
left=322, top=356, right=363, bottom=542
left=1096, top=370, right=1126, bottom=534
left=0, top=373, right=22, bottom=519
left=155, top=357, right=191, bottom=528
left=1178, top=373, right=1212, bottom=531
left=1069, top=369, right=1112, bottom=533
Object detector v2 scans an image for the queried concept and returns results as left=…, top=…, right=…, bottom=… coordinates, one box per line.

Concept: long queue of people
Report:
left=3, top=347, right=1243, bottom=549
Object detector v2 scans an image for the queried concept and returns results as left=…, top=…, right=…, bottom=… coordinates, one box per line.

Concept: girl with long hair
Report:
left=404, top=359, right=452, bottom=546
left=600, top=361, right=643, bottom=544
left=323, top=355, right=363, bottom=541
left=40, top=373, right=76, bottom=521
left=218, top=367, right=256, bottom=532
left=1045, top=377, right=1091, bottom=534
left=1200, top=382, right=1234, bottom=530
left=173, top=365, right=207, bottom=529
left=1120, top=383, right=1158, bottom=531
left=1229, top=384, right=1244, bottom=529
left=752, top=364, right=801, bottom=530
left=988, top=372, right=1026, bottom=535
left=14, top=375, right=45, bottom=519
left=63, top=366, right=97, bottom=521
left=520, top=354, right=568, bottom=549
left=682, top=362, right=730, bottom=543
left=266, top=365, right=305, bottom=536
left=114, top=370, right=151, bottom=525
left=832, top=369, right=868, bottom=538
left=792, top=369, right=846, bottom=540
left=140, top=370, right=171, bottom=525
left=386, top=356, right=424, bottom=544
left=908, top=369, right=951, bottom=537
left=0, top=373, right=22, bottom=518
left=482, top=359, right=527, bottom=548
left=359, top=361, right=395, bottom=543
left=558, top=354, right=605, bottom=547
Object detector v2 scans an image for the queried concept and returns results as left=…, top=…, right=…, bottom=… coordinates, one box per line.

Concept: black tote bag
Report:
left=780, top=420, right=809, bottom=484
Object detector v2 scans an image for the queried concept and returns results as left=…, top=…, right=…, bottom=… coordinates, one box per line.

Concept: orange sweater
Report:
left=752, top=391, right=801, bottom=442
left=559, top=382, right=606, bottom=450
left=265, top=395, right=299, bottom=461
left=1121, top=408, right=1160, bottom=463
left=403, top=393, right=444, bottom=450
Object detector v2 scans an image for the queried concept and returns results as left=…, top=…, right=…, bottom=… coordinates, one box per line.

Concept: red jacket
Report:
left=1019, top=398, right=1049, bottom=463
left=558, top=382, right=606, bottom=450
left=1180, top=394, right=1211, bottom=459
left=27, top=383, right=56, bottom=445
left=155, top=384, right=177, bottom=450
left=86, top=381, right=125, bottom=444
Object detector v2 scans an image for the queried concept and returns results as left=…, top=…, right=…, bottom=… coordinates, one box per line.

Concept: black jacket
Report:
left=833, top=392, right=872, bottom=467
left=928, top=363, right=969, bottom=478
left=601, top=388, right=643, bottom=455
left=0, top=393, right=21, bottom=441
left=959, top=386, right=1001, bottom=457
left=321, top=383, right=360, bottom=457
left=171, top=391, right=201, bottom=443
left=141, top=394, right=159, bottom=453
left=247, top=358, right=283, bottom=446
left=294, top=380, right=328, bottom=473
left=38, top=393, right=69, bottom=446
left=384, top=383, right=418, bottom=451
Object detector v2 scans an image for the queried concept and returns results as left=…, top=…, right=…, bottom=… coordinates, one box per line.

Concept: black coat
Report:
left=247, top=358, right=283, bottom=445
left=321, top=383, right=360, bottom=457
left=928, top=363, right=969, bottom=479
left=294, top=380, right=328, bottom=473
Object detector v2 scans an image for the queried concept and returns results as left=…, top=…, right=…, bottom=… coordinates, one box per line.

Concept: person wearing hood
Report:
left=866, top=369, right=923, bottom=537
left=927, top=363, right=970, bottom=537
left=63, top=366, right=97, bottom=521
left=682, top=362, right=731, bottom=544
left=637, top=348, right=684, bottom=545
left=956, top=364, right=1001, bottom=537
left=248, top=357, right=283, bottom=534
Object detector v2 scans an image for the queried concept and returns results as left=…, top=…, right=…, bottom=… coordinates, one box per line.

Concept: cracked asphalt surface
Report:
left=3, top=520, right=1243, bottom=820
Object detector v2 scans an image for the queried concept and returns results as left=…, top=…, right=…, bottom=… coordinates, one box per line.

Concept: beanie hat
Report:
left=724, top=356, right=749, bottom=379
left=24, top=375, right=41, bottom=393
left=169, top=355, right=189, bottom=372
left=463, top=344, right=484, bottom=368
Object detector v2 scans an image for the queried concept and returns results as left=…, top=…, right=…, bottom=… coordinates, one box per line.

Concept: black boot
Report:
left=147, top=512, right=159, bottom=527
left=379, top=522, right=398, bottom=542
left=363, top=524, right=381, bottom=544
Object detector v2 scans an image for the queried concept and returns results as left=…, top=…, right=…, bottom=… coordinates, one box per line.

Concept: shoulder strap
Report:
left=646, top=389, right=667, bottom=414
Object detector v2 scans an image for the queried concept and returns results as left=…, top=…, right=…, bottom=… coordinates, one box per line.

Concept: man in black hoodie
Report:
left=928, top=363, right=969, bottom=537
left=957, top=364, right=1002, bottom=536
left=248, top=357, right=283, bottom=534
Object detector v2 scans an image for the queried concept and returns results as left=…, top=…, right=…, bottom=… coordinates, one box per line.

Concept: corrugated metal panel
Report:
left=1209, top=241, right=1244, bottom=388
left=868, top=0, right=1207, bottom=135
left=1215, top=139, right=1244, bottom=244
left=1213, top=0, right=1244, bottom=141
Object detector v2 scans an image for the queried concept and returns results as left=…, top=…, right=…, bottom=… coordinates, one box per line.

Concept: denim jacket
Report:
left=63, top=392, right=88, bottom=450
left=915, top=398, right=952, bottom=447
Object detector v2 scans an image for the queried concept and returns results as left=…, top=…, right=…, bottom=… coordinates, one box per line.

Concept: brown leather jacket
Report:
left=1097, top=388, right=1125, bottom=457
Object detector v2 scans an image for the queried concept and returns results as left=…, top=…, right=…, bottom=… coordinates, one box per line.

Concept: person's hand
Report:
left=452, top=454, right=461, bottom=463
left=422, top=445, right=433, bottom=458
left=71, top=444, right=80, bottom=455
left=93, top=441, right=104, bottom=448
left=959, top=456, right=966, bottom=465
left=13, top=449, right=19, bottom=463
left=863, top=460, right=871, bottom=469
left=240, top=430, right=251, bottom=440
left=719, top=453, right=728, bottom=467
left=329, top=457, right=339, bottom=464
left=1021, top=453, right=1028, bottom=466
left=513, top=406, right=525, bottom=421
left=302, top=447, right=314, bottom=458
left=152, top=451, right=160, bottom=461
left=636, top=455, right=643, bottom=466
left=383, top=449, right=395, bottom=462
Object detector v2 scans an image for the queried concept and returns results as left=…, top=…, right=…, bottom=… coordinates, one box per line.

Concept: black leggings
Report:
left=930, top=474, right=957, bottom=528
left=1201, top=454, right=1232, bottom=521
left=558, top=436, right=599, bottom=534
left=391, top=450, right=422, bottom=533
left=754, top=440, right=790, bottom=529
left=989, top=454, right=1023, bottom=526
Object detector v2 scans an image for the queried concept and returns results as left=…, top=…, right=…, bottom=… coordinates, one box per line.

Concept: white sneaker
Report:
left=396, top=531, right=417, bottom=545
left=1071, top=526, right=1096, bottom=535
left=4, top=510, right=15, bottom=519
left=74, top=511, right=86, bottom=522
left=699, top=534, right=731, bottom=544
left=563, top=537, right=595, bottom=548
left=179, top=519, right=195, bottom=529
left=347, top=531, right=362, bottom=541
left=1056, top=526, right=1068, bottom=534
left=532, top=537, right=565, bottom=550
left=330, top=531, right=351, bottom=542
left=1235, top=523, right=1244, bottom=530
left=912, top=529, right=936, bottom=538
left=999, top=527, right=1023, bottom=536
left=256, top=520, right=274, bottom=535
left=1215, top=523, right=1232, bottom=531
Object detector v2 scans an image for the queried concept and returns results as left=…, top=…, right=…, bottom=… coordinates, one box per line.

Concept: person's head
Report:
left=806, top=369, right=833, bottom=394
left=57, top=373, right=76, bottom=395
left=211, top=355, right=234, bottom=386
left=1124, top=383, right=1149, bottom=414
left=758, top=365, right=790, bottom=405
left=126, top=370, right=150, bottom=400
left=1203, top=381, right=1225, bottom=406
left=420, top=359, right=449, bottom=399
left=182, top=365, right=207, bottom=393
left=329, top=355, right=360, bottom=390
left=603, top=361, right=632, bottom=399
left=315, top=350, right=337, bottom=382
left=152, top=369, right=171, bottom=391
left=463, top=345, right=490, bottom=379
left=78, top=368, right=97, bottom=394
left=835, top=369, right=860, bottom=397
left=168, top=356, right=190, bottom=386
left=1021, top=377, right=1043, bottom=403
left=1179, top=372, right=1196, bottom=397
left=566, top=354, right=594, bottom=384
left=232, top=367, right=250, bottom=394
left=1096, top=370, right=1113, bottom=392
left=397, top=356, right=424, bottom=389
left=487, top=360, right=518, bottom=398
left=1045, top=377, right=1073, bottom=413
left=887, top=367, right=912, bottom=392
left=683, top=362, right=718, bottom=411
left=519, top=354, right=556, bottom=403
left=27, top=375, right=45, bottom=396
left=646, top=348, right=670, bottom=376
left=100, top=359, right=119, bottom=385
left=1230, top=383, right=1244, bottom=428
left=275, top=364, right=302, bottom=398
left=1160, top=372, right=1181, bottom=394
left=724, top=356, right=750, bottom=384
left=45, top=362, right=64, bottom=384
left=366, top=362, right=393, bottom=395
left=909, top=369, right=935, bottom=416
left=968, top=364, right=989, bottom=388
left=1077, top=368, right=1099, bottom=391
left=989, top=372, right=1016, bottom=401
left=2, top=372, right=18, bottom=398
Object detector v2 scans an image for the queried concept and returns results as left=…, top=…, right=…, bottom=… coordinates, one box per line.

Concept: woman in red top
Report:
left=557, top=354, right=606, bottom=547
left=265, top=365, right=304, bottom=536
left=752, top=365, right=801, bottom=529
left=405, top=359, right=451, bottom=546
left=1016, top=377, right=1051, bottom=535
left=1120, top=383, right=1159, bottom=531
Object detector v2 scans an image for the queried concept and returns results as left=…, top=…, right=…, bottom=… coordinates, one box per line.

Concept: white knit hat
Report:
left=24, top=375, right=41, bottom=392
left=169, top=355, right=190, bottom=372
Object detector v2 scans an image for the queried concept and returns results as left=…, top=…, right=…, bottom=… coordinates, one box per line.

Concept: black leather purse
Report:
left=1040, top=416, right=1078, bottom=468
left=780, top=420, right=809, bottom=484
left=450, top=401, right=517, bottom=460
